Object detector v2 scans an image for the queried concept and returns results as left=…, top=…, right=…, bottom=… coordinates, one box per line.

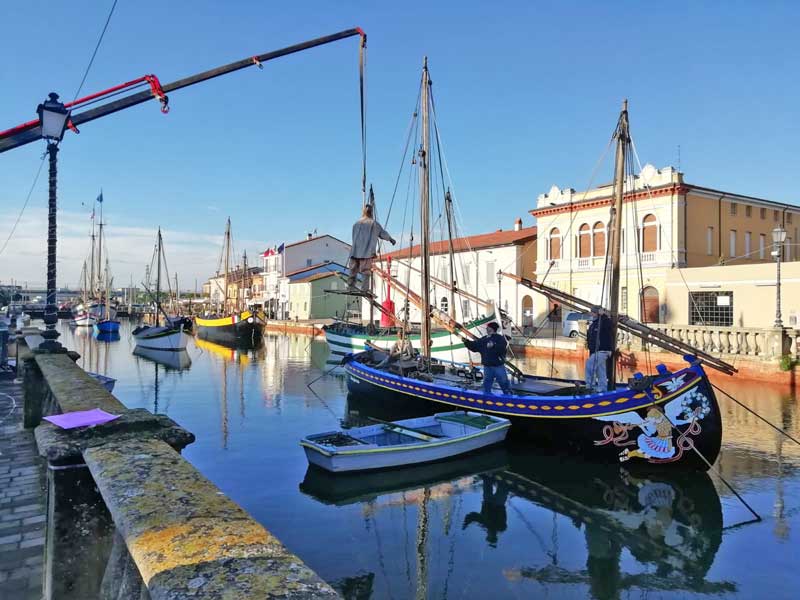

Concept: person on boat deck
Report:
left=376, top=329, right=415, bottom=368
left=462, top=322, right=512, bottom=395
left=347, top=204, right=396, bottom=292
left=585, top=307, right=614, bottom=392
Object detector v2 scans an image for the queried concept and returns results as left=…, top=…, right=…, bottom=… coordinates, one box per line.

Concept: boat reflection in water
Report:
left=93, top=330, right=120, bottom=343
left=132, top=346, right=192, bottom=371
left=301, top=421, right=732, bottom=599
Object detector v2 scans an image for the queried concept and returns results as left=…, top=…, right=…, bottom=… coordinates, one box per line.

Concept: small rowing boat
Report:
left=301, top=411, right=510, bottom=473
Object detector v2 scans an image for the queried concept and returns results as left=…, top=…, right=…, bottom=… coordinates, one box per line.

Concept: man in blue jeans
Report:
left=462, top=322, right=513, bottom=395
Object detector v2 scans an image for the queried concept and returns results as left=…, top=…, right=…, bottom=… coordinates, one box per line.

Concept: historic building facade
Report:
left=530, top=164, right=800, bottom=325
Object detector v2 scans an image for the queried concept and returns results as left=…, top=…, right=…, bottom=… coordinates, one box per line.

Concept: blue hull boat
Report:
left=94, top=319, right=121, bottom=334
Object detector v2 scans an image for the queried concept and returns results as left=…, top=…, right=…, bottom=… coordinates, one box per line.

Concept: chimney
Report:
left=307, top=232, right=313, bottom=240
left=514, top=218, right=523, bottom=231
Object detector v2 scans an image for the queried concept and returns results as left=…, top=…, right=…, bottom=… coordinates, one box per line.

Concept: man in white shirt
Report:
left=348, top=204, right=395, bottom=292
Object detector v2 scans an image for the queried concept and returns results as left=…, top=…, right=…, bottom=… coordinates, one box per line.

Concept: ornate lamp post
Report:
left=37, top=93, right=70, bottom=342
left=772, top=226, right=787, bottom=328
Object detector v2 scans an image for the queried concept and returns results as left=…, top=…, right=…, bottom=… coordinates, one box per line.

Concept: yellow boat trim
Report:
left=196, top=310, right=253, bottom=328
left=347, top=367, right=701, bottom=419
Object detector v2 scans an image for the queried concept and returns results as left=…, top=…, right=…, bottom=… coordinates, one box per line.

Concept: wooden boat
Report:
left=94, top=319, right=120, bottom=334
left=301, top=411, right=510, bottom=473
left=132, top=229, right=191, bottom=352
left=323, top=313, right=495, bottom=366
left=196, top=219, right=262, bottom=346
left=345, top=71, right=733, bottom=471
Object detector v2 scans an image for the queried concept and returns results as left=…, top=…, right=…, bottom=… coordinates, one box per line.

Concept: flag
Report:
left=277, top=243, right=285, bottom=254
left=263, top=248, right=274, bottom=257
left=97, top=191, right=103, bottom=203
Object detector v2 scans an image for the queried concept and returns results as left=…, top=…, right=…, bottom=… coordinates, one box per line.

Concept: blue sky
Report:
left=2, top=1, right=799, bottom=288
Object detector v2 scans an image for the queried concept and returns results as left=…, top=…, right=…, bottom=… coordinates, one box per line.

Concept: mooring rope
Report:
left=712, top=383, right=800, bottom=447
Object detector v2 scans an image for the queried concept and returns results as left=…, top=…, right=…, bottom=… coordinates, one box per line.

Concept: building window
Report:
left=729, top=230, right=737, bottom=257
left=548, top=227, right=562, bottom=260
left=689, top=291, right=733, bottom=326
left=745, top=205, right=752, bottom=217
left=760, top=207, right=767, bottom=220
left=462, top=299, right=471, bottom=319
left=730, top=202, right=737, bottom=216
left=304, top=301, right=307, bottom=312
left=760, top=234, right=766, bottom=259
left=578, top=224, right=591, bottom=258
left=641, top=214, right=658, bottom=252
left=306, top=258, right=312, bottom=267
left=774, top=209, right=780, bottom=222
left=788, top=213, right=794, bottom=224
left=706, top=227, right=714, bottom=256
left=786, top=238, right=792, bottom=261
left=745, top=232, right=751, bottom=257
left=592, top=222, right=606, bottom=257
left=440, top=296, right=448, bottom=314
left=621, top=287, right=628, bottom=313
left=485, top=260, right=496, bottom=284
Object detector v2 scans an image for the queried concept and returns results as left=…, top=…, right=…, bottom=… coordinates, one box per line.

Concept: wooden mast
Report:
left=223, top=218, right=231, bottom=314
left=89, top=213, right=96, bottom=298
left=97, top=201, right=104, bottom=297
left=155, top=228, right=162, bottom=328
left=419, top=58, right=432, bottom=360
left=444, top=190, right=457, bottom=319
left=607, top=100, right=630, bottom=384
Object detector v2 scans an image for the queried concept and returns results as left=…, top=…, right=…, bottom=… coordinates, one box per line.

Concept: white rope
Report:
left=0, top=392, right=18, bottom=427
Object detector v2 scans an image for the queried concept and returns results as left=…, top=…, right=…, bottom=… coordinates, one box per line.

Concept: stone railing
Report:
left=616, top=324, right=797, bottom=361
left=18, top=336, right=339, bottom=600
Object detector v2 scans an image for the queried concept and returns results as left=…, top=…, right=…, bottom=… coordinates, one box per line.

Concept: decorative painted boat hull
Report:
left=132, top=325, right=190, bottom=351
left=322, top=313, right=497, bottom=367
left=196, top=310, right=261, bottom=347
left=301, top=411, right=510, bottom=473
left=93, top=319, right=120, bottom=334
left=344, top=355, right=722, bottom=471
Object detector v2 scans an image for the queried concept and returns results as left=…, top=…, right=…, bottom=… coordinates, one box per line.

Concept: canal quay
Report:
left=1, top=319, right=796, bottom=599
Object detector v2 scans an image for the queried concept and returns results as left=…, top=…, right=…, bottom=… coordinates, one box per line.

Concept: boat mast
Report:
left=606, top=100, right=630, bottom=379
left=89, top=214, right=96, bottom=298
left=174, top=272, right=180, bottom=314
left=104, top=259, right=111, bottom=321
left=241, top=250, right=248, bottom=312
left=156, top=228, right=162, bottom=328
left=223, top=218, right=231, bottom=314
left=444, top=189, right=457, bottom=319
left=419, top=57, right=432, bottom=360
left=97, top=202, right=104, bottom=297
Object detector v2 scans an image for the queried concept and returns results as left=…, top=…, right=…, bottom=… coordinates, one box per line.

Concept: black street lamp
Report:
left=36, top=93, right=70, bottom=343
left=772, top=226, right=787, bottom=329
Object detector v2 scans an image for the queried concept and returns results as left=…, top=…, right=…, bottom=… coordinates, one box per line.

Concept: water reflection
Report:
left=53, top=321, right=800, bottom=599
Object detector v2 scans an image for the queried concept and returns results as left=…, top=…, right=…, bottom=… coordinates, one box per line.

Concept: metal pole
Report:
left=775, top=241, right=783, bottom=328
left=42, top=142, right=59, bottom=339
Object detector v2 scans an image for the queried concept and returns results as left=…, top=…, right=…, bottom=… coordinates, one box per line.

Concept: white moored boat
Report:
left=301, top=411, right=510, bottom=473
left=132, top=324, right=189, bottom=351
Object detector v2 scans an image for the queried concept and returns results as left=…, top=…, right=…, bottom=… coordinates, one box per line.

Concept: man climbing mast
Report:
left=347, top=196, right=396, bottom=293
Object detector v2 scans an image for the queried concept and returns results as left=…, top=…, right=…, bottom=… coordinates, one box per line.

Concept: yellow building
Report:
left=530, top=164, right=800, bottom=324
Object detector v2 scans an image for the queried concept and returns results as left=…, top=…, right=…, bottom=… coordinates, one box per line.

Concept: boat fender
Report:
left=247, top=317, right=254, bottom=323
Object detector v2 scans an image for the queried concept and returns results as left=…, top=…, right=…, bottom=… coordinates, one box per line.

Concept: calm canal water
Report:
left=58, top=320, right=800, bottom=599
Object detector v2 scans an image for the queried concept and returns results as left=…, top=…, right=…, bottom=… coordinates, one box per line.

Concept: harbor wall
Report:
left=18, top=335, right=339, bottom=599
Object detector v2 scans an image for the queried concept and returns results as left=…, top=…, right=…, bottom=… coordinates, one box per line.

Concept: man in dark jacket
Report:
left=585, top=307, right=613, bottom=392
left=462, top=322, right=512, bottom=395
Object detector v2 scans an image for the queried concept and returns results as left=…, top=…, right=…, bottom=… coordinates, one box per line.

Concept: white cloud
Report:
left=0, top=208, right=267, bottom=291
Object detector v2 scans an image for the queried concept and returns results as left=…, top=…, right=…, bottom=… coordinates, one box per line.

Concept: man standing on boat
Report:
left=462, top=322, right=512, bottom=395
left=347, top=204, right=396, bottom=293
left=585, top=307, right=613, bottom=392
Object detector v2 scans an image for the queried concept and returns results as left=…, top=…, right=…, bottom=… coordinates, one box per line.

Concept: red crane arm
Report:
left=0, top=27, right=365, bottom=153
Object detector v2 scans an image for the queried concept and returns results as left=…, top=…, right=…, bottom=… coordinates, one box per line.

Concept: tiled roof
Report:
left=292, top=271, right=341, bottom=284
left=384, top=226, right=537, bottom=260
left=284, top=261, right=347, bottom=278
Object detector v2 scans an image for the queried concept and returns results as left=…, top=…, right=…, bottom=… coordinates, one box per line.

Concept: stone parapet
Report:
left=84, top=438, right=339, bottom=599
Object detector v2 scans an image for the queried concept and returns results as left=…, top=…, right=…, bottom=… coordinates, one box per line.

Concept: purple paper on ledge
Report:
left=43, top=409, right=120, bottom=430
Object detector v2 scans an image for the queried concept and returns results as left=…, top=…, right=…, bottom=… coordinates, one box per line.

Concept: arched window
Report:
left=642, top=214, right=659, bottom=252
left=548, top=227, right=561, bottom=260
left=592, top=221, right=606, bottom=257
left=440, top=296, right=449, bottom=314
left=641, top=286, right=659, bottom=323
left=578, top=224, right=591, bottom=258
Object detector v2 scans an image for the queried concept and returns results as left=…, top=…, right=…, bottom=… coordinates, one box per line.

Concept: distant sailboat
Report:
left=132, top=229, right=190, bottom=351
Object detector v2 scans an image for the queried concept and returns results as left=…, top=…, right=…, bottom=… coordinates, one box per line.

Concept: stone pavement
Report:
left=0, top=378, right=46, bottom=600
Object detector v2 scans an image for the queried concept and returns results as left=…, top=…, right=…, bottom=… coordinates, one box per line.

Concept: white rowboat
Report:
left=132, top=324, right=189, bottom=351
left=301, top=411, right=510, bottom=473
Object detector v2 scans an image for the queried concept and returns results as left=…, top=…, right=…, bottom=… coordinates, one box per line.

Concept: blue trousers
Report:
left=483, top=366, right=512, bottom=395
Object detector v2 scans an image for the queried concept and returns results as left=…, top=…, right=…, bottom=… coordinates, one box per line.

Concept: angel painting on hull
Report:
left=595, top=387, right=712, bottom=464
